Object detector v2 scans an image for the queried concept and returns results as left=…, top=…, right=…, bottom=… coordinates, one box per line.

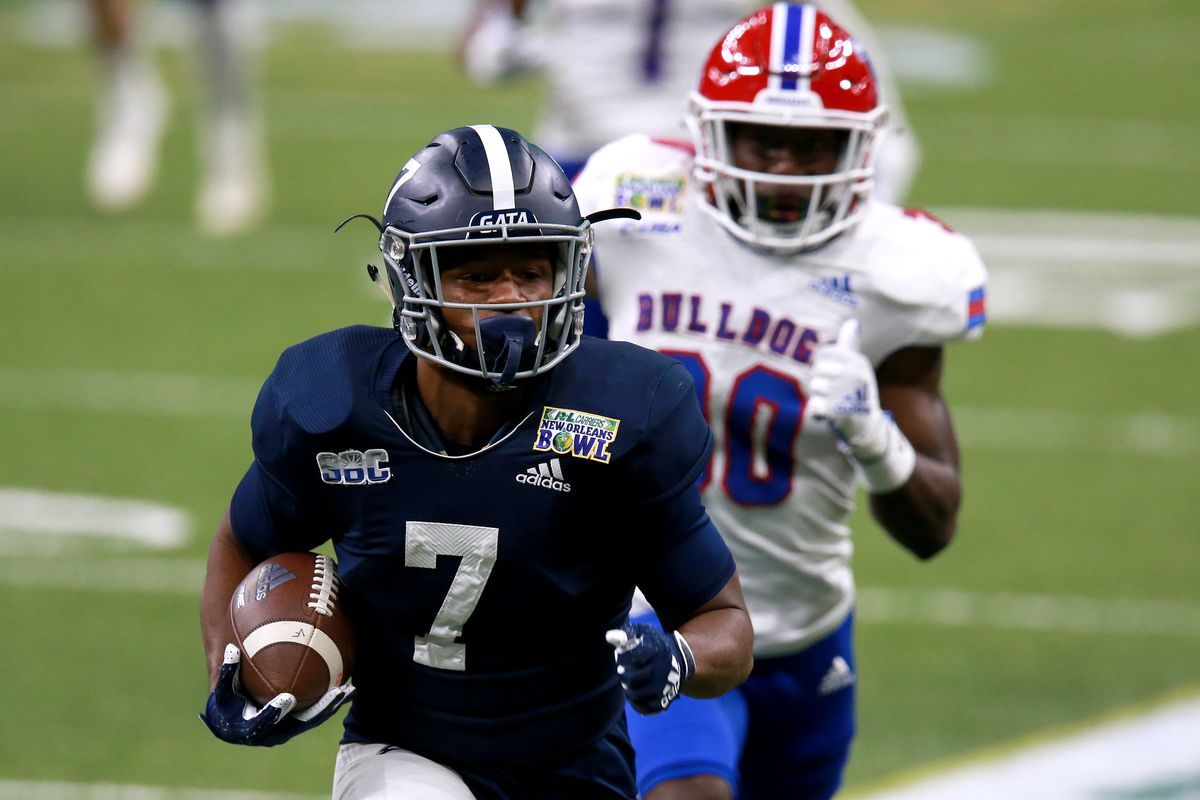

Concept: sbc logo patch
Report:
left=533, top=407, right=620, bottom=464
left=316, top=448, right=391, bottom=485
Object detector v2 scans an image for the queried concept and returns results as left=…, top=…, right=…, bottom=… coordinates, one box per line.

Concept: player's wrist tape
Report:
left=850, top=416, right=916, bottom=494
left=673, top=630, right=696, bottom=685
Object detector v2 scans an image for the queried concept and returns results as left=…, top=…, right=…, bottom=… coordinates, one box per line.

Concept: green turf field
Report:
left=1, top=0, right=1197, bottom=795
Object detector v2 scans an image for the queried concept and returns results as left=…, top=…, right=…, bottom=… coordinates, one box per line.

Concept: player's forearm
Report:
left=199, top=507, right=258, bottom=687
left=677, top=606, right=754, bottom=699
left=869, top=453, right=961, bottom=560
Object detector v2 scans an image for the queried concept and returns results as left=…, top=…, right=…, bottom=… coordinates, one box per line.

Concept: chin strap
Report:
left=477, top=315, right=536, bottom=389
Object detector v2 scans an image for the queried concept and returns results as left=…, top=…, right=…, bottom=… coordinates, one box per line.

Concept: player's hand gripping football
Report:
left=200, top=644, right=355, bottom=747
left=606, top=623, right=695, bottom=715
left=806, top=318, right=915, bottom=493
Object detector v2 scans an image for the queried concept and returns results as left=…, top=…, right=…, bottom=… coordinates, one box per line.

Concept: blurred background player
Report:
left=572, top=4, right=987, bottom=798
left=85, top=0, right=268, bottom=236
left=456, top=0, right=919, bottom=202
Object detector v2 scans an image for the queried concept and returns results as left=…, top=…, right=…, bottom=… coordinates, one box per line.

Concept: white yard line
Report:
left=937, top=207, right=1200, bottom=336
left=1, top=208, right=1197, bottom=332
left=850, top=694, right=1200, bottom=800
left=856, top=587, right=1200, bottom=638
left=0, top=488, right=190, bottom=550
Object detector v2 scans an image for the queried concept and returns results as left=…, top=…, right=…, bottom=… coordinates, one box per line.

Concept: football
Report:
left=229, top=551, right=355, bottom=710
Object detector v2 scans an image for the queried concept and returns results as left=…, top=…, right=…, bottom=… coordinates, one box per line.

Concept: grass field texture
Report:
left=1, top=0, right=1197, bottom=795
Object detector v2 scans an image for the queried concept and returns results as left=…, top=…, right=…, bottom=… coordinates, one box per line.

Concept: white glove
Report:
left=461, top=3, right=533, bottom=85
left=807, top=319, right=915, bottom=493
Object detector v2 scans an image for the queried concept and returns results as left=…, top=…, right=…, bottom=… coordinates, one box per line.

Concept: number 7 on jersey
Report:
left=405, top=521, right=499, bottom=671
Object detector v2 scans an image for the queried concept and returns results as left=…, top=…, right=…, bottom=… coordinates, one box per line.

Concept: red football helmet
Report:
left=687, top=2, right=888, bottom=252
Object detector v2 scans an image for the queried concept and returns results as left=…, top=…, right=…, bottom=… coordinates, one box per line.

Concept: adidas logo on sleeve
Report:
left=515, top=458, right=571, bottom=493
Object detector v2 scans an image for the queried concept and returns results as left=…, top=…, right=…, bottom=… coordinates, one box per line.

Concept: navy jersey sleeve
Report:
left=622, top=361, right=712, bottom=503
left=229, top=371, right=331, bottom=558
left=623, top=361, right=735, bottom=625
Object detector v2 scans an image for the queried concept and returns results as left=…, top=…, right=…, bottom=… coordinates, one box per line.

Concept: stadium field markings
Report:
left=846, top=686, right=1200, bottom=800
left=3, top=208, right=1197, bottom=334
left=4, top=552, right=1199, bottom=638
left=856, top=587, right=1200, bottom=637
left=944, top=208, right=1200, bottom=336
left=0, top=780, right=325, bottom=800
left=0, top=488, right=190, bottom=552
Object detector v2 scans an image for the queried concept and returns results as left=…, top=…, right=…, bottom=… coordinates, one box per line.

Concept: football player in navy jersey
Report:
left=199, top=124, right=754, bottom=800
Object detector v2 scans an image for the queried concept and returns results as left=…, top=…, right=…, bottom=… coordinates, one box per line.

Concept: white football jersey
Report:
left=530, top=0, right=748, bottom=163
left=574, top=135, right=987, bottom=656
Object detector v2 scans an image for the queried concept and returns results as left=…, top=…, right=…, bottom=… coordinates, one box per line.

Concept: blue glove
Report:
left=606, top=622, right=695, bottom=715
left=199, top=644, right=355, bottom=747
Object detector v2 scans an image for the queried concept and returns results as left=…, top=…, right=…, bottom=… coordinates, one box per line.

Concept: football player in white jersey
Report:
left=572, top=4, right=987, bottom=799
left=457, top=0, right=919, bottom=201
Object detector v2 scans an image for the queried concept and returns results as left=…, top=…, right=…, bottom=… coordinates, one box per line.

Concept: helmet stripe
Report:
left=383, top=157, right=422, bottom=215
left=797, top=3, right=815, bottom=95
left=769, top=3, right=789, bottom=91
left=470, top=124, right=517, bottom=211
left=780, top=4, right=802, bottom=91
left=770, top=3, right=815, bottom=94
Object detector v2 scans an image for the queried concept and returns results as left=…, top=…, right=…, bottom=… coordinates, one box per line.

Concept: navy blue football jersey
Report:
left=229, top=326, right=735, bottom=765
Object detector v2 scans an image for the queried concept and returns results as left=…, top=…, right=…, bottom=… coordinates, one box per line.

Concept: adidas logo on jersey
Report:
left=516, top=458, right=571, bottom=493
left=817, top=655, right=856, bottom=696
left=810, top=274, right=858, bottom=308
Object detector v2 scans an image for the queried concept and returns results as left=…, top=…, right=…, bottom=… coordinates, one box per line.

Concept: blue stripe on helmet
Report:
left=780, top=3, right=803, bottom=91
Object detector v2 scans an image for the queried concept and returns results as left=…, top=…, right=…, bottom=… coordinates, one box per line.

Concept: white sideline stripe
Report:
left=0, top=489, right=190, bottom=549
left=242, top=621, right=345, bottom=692
left=856, top=587, right=1200, bottom=638
left=0, top=780, right=324, bottom=800
left=852, top=696, right=1200, bottom=800
left=1, top=365, right=1194, bottom=457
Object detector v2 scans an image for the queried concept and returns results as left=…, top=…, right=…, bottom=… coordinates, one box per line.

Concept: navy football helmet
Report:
left=343, top=125, right=635, bottom=389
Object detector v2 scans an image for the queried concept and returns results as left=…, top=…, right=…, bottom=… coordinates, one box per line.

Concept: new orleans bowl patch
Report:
left=616, top=174, right=685, bottom=214
left=533, top=407, right=620, bottom=464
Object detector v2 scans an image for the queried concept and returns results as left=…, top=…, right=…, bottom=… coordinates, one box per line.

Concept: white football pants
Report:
left=333, top=742, right=477, bottom=800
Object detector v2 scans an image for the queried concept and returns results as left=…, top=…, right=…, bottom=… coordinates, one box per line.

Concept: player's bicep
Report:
left=877, top=345, right=960, bottom=468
